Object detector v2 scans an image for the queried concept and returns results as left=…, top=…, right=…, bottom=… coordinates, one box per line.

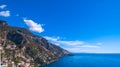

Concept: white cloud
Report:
left=0, top=10, right=10, bottom=17
left=44, top=36, right=60, bottom=41
left=23, top=19, right=44, bottom=33
left=0, top=4, right=7, bottom=9
left=96, top=42, right=103, bottom=45
left=44, top=36, right=102, bottom=52
left=58, top=40, right=84, bottom=46
left=80, top=45, right=100, bottom=48
left=44, top=36, right=84, bottom=46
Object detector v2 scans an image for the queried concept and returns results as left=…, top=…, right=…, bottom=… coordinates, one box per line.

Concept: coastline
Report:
left=39, top=53, right=73, bottom=67
left=39, top=53, right=120, bottom=67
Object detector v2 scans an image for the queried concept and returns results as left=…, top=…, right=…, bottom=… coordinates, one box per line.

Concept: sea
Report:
left=41, top=53, right=120, bottom=67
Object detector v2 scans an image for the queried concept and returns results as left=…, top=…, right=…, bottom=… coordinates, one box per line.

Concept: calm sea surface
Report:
left=41, top=53, right=120, bottom=67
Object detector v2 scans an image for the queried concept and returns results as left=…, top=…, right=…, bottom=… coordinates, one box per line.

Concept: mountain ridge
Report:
left=0, top=20, right=70, bottom=67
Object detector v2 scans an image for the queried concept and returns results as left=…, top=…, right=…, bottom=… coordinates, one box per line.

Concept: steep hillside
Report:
left=0, top=20, right=70, bottom=67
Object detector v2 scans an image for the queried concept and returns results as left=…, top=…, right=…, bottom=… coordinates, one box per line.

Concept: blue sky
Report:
left=0, top=0, right=120, bottom=53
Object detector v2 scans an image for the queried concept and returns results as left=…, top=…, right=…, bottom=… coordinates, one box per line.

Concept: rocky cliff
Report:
left=0, top=20, right=70, bottom=67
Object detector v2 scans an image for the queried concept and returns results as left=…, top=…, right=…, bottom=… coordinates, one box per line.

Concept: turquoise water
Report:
left=41, top=53, right=120, bottom=67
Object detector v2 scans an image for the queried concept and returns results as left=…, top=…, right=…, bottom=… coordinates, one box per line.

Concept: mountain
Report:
left=0, top=20, right=70, bottom=67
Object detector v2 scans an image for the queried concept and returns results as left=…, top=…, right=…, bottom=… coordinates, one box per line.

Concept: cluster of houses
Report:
left=0, top=43, right=35, bottom=67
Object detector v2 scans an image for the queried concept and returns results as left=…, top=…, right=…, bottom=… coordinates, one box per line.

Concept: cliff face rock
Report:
left=0, top=20, right=70, bottom=67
